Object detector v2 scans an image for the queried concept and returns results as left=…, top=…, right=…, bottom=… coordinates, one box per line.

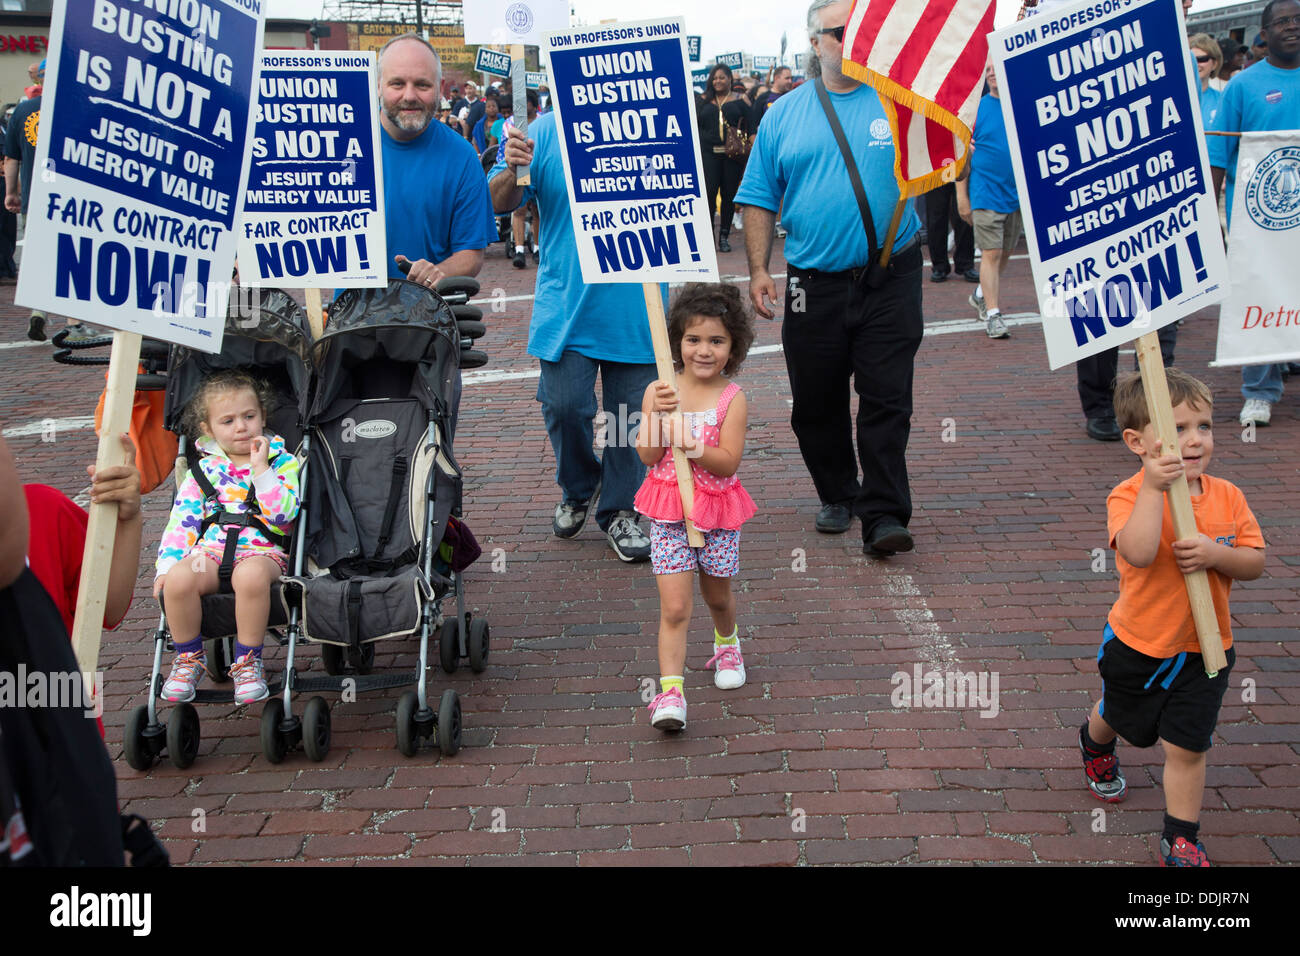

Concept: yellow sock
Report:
left=660, top=676, right=684, bottom=695
left=714, top=627, right=738, bottom=647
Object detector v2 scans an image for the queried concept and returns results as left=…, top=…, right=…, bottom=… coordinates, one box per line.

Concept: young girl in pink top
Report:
left=635, top=284, right=757, bottom=731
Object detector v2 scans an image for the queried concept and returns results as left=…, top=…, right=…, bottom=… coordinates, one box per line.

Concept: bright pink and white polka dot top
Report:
left=634, top=381, right=757, bottom=532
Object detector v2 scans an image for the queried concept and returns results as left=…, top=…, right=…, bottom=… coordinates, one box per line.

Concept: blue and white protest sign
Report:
left=753, top=55, right=777, bottom=70
left=690, top=67, right=710, bottom=90
left=237, top=51, right=385, bottom=289
left=18, top=0, right=265, bottom=352
left=686, top=36, right=701, bottom=62
left=545, top=18, right=718, bottom=284
left=526, top=70, right=546, bottom=89
left=715, top=51, right=743, bottom=70
left=991, top=0, right=1227, bottom=369
left=476, top=47, right=512, bottom=77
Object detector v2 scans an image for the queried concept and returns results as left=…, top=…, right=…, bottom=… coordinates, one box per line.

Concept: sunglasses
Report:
left=1194, top=54, right=1213, bottom=63
left=817, top=25, right=846, bottom=43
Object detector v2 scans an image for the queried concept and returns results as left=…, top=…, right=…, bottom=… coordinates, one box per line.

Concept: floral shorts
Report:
left=650, top=521, right=740, bottom=577
left=189, top=546, right=288, bottom=575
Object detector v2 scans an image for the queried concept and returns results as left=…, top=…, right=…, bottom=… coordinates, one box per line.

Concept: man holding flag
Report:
left=736, top=0, right=992, bottom=557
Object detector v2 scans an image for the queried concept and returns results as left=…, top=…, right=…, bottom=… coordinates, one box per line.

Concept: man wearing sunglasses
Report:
left=735, top=0, right=924, bottom=557
left=1210, top=0, right=1300, bottom=428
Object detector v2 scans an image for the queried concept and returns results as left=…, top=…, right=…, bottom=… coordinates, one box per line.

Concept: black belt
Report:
left=790, top=234, right=922, bottom=283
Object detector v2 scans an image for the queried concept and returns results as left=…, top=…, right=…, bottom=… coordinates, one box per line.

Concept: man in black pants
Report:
left=924, top=182, right=977, bottom=283
left=736, top=0, right=924, bottom=556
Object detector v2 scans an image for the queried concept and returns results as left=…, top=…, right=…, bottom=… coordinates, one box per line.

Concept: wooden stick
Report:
left=304, top=287, right=324, bottom=340
left=643, top=283, right=705, bottom=548
left=511, top=43, right=530, bottom=186
left=71, top=331, right=142, bottom=681
left=877, top=196, right=908, bottom=269
left=1135, top=332, right=1229, bottom=676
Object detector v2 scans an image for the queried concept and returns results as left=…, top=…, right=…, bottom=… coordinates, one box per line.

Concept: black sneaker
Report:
left=864, top=521, right=914, bottom=557
left=815, top=503, right=852, bottom=534
left=553, top=480, right=600, bottom=538
left=1080, top=727, right=1127, bottom=802
left=605, top=511, right=650, bottom=562
left=1086, top=416, right=1122, bottom=442
left=26, top=311, right=46, bottom=342
left=512, top=246, right=526, bottom=269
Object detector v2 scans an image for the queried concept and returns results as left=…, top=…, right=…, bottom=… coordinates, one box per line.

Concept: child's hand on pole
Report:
left=1143, top=438, right=1184, bottom=491
left=651, top=381, right=678, bottom=413
left=87, top=432, right=141, bottom=521
left=1173, top=533, right=1215, bottom=574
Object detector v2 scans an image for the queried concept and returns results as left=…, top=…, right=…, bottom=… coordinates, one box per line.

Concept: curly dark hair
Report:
left=667, top=283, right=754, bottom=376
left=704, top=63, right=735, bottom=103
left=184, top=369, right=274, bottom=441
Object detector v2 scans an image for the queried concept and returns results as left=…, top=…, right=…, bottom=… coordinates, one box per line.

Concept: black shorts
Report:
left=1097, top=624, right=1235, bottom=753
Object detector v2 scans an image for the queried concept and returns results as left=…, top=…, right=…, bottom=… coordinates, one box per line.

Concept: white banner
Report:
left=463, top=0, right=569, bottom=47
left=1214, top=130, right=1300, bottom=367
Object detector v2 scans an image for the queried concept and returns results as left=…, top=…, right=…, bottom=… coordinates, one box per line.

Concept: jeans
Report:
left=537, top=350, right=657, bottom=531
left=782, top=242, right=925, bottom=539
left=1241, top=364, right=1284, bottom=403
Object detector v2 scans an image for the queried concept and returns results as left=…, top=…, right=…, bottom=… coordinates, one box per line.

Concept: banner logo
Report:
left=1245, top=146, right=1300, bottom=232
left=505, top=3, right=534, bottom=36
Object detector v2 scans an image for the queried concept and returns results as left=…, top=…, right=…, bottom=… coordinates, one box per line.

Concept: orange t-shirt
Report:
left=1107, top=470, right=1264, bottom=659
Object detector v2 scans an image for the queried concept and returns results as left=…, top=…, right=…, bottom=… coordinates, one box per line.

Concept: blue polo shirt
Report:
left=381, top=121, right=498, bottom=280
left=733, top=81, right=919, bottom=272
left=489, top=112, right=663, bottom=364
left=969, top=94, right=1019, bottom=214
left=1209, top=60, right=1300, bottom=228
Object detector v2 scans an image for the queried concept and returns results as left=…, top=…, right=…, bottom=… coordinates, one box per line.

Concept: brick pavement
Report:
left=2, top=234, right=1297, bottom=866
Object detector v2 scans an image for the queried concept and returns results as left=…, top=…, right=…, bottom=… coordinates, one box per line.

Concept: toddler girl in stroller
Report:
left=153, top=369, right=301, bottom=705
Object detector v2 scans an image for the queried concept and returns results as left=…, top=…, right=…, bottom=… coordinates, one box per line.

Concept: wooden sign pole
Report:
left=1135, top=332, right=1228, bottom=676
left=511, top=44, right=530, bottom=186
left=304, top=287, right=324, bottom=340
left=877, top=197, right=908, bottom=268
left=643, top=283, right=705, bottom=548
left=70, top=330, right=142, bottom=681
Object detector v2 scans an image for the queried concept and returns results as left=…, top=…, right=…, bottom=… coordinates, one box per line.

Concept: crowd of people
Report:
left=1, top=0, right=1294, bottom=868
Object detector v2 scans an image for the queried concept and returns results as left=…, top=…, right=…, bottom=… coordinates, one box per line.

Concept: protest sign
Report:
left=477, top=47, right=512, bottom=77
left=753, top=55, right=777, bottom=70
left=527, top=70, right=546, bottom=89
left=686, top=35, right=701, bottom=62
left=17, top=0, right=265, bottom=353
left=991, top=0, right=1227, bottom=370
left=545, top=17, right=718, bottom=284
left=463, top=0, right=569, bottom=46
left=690, top=67, right=710, bottom=90
left=1214, top=130, right=1300, bottom=366
left=715, top=51, right=743, bottom=70
left=237, top=51, right=385, bottom=289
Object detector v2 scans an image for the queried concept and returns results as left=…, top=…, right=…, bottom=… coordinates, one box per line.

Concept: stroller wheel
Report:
left=205, top=638, right=232, bottom=684
left=261, top=697, right=288, bottom=764
left=321, top=642, right=346, bottom=676
left=166, top=703, right=201, bottom=770
left=302, top=696, right=331, bottom=762
left=395, top=690, right=420, bottom=757
left=439, top=618, right=461, bottom=674
left=457, top=320, right=487, bottom=343
left=124, top=704, right=158, bottom=771
left=460, top=349, right=489, bottom=370
left=434, top=276, right=480, bottom=300
left=468, top=617, right=490, bottom=674
left=436, top=689, right=461, bottom=757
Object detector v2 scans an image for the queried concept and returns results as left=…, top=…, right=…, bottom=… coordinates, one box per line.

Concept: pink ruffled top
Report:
left=634, top=381, right=757, bottom=531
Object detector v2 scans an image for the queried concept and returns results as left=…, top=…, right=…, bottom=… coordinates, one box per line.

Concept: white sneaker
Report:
left=706, top=643, right=746, bottom=690
left=1239, top=398, right=1272, bottom=426
left=648, top=687, right=686, bottom=731
left=986, top=313, right=1009, bottom=339
left=230, top=653, right=269, bottom=704
left=968, top=291, right=988, bottom=322
left=162, top=650, right=206, bottom=703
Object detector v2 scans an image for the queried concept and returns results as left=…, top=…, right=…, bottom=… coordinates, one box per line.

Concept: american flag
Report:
left=842, top=0, right=997, bottom=197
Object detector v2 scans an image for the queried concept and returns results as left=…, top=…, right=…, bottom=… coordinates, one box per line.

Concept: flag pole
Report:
left=876, top=198, right=908, bottom=268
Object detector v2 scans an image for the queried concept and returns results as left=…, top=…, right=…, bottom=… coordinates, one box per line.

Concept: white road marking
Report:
left=2, top=416, right=96, bottom=439
left=884, top=571, right=957, bottom=669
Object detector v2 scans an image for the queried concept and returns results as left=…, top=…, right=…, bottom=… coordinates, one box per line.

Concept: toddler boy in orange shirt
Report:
left=1080, top=369, right=1265, bottom=867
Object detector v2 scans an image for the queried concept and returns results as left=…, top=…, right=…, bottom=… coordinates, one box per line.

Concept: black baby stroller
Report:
left=124, top=288, right=315, bottom=770
left=274, top=277, right=489, bottom=761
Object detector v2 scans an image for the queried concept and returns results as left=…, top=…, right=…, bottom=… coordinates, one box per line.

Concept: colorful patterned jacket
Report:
left=154, top=433, right=300, bottom=579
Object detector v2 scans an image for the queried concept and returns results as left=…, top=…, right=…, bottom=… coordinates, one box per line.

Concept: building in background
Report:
left=1187, top=1, right=1268, bottom=45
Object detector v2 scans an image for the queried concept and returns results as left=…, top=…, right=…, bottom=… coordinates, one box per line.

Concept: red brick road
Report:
left=3, top=234, right=1297, bottom=866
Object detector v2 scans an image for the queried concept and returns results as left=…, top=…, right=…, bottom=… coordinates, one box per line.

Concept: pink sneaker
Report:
left=705, top=643, right=746, bottom=690
left=648, top=687, right=686, bottom=731
left=229, top=653, right=269, bottom=705
left=162, top=651, right=206, bottom=702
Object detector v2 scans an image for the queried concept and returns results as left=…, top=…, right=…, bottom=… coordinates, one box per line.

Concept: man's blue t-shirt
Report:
left=733, top=81, right=920, bottom=272
left=969, top=94, right=1019, bottom=214
left=489, top=112, right=662, bottom=364
left=381, top=121, right=497, bottom=279
left=1209, top=60, right=1300, bottom=228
